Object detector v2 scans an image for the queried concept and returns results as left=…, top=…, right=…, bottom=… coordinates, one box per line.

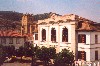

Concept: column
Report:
left=57, top=25, right=60, bottom=53
left=71, top=22, right=78, bottom=60
left=38, top=25, right=40, bottom=46
left=47, top=25, right=49, bottom=48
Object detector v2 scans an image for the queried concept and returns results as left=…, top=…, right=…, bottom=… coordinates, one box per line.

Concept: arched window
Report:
left=62, top=27, right=68, bottom=42
left=42, top=29, right=46, bottom=41
left=51, top=28, right=56, bottom=42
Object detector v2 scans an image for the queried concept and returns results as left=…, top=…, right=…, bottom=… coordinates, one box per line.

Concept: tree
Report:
left=24, top=42, right=38, bottom=66
left=48, top=47, right=56, bottom=59
left=0, top=45, right=6, bottom=65
left=3, top=45, right=15, bottom=58
left=24, top=42, right=34, bottom=57
left=54, top=49, right=74, bottom=66
left=36, top=46, right=56, bottom=66
left=17, top=46, right=25, bottom=62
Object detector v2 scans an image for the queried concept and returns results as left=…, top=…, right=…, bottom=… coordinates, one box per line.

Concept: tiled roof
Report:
left=76, top=21, right=100, bottom=31
left=0, top=30, right=23, bottom=37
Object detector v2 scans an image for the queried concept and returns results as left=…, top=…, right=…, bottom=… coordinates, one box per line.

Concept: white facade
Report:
left=34, top=14, right=100, bottom=62
left=78, top=32, right=100, bottom=61
left=37, top=22, right=77, bottom=52
left=0, top=37, right=25, bottom=49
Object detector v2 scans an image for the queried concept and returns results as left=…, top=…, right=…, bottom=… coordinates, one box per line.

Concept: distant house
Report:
left=34, top=13, right=100, bottom=62
left=0, top=30, right=27, bottom=49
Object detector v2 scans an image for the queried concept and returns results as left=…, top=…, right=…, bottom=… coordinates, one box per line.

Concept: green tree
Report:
left=48, top=47, right=56, bottom=59
left=54, top=49, right=74, bottom=66
left=3, top=45, right=15, bottom=58
left=0, top=45, right=6, bottom=65
left=17, top=46, right=25, bottom=62
left=36, top=46, right=56, bottom=66
left=24, top=42, right=38, bottom=66
left=24, top=42, right=34, bottom=57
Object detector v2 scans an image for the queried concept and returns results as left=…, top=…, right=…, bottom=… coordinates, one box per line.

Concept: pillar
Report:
left=71, top=22, right=78, bottom=61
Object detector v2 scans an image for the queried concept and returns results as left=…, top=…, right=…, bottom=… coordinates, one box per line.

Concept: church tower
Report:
left=21, top=14, right=34, bottom=35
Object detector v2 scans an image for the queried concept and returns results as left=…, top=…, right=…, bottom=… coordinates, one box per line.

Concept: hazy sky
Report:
left=0, top=0, right=100, bottom=22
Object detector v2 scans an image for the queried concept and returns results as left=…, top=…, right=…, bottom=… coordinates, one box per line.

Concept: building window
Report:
left=1, top=38, right=6, bottom=44
left=78, top=51, right=86, bottom=61
left=35, top=33, right=38, bottom=40
left=62, top=27, right=68, bottom=42
left=42, top=29, right=46, bottom=41
left=78, top=34, right=86, bottom=43
left=16, top=38, right=20, bottom=44
left=51, top=28, right=56, bottom=42
left=95, top=50, right=98, bottom=60
left=95, top=35, right=98, bottom=44
left=9, top=38, right=13, bottom=44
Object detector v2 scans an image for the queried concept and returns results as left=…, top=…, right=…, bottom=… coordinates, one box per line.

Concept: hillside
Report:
left=0, top=11, right=61, bottom=32
left=0, top=11, right=23, bottom=31
left=0, top=11, right=23, bottom=22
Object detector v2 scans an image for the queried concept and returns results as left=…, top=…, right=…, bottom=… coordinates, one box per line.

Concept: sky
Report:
left=0, top=0, right=100, bottom=22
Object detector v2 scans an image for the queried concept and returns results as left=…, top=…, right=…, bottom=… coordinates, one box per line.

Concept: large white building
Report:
left=34, top=13, right=100, bottom=62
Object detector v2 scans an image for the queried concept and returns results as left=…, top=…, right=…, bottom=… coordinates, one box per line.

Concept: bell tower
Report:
left=21, top=14, right=34, bottom=35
